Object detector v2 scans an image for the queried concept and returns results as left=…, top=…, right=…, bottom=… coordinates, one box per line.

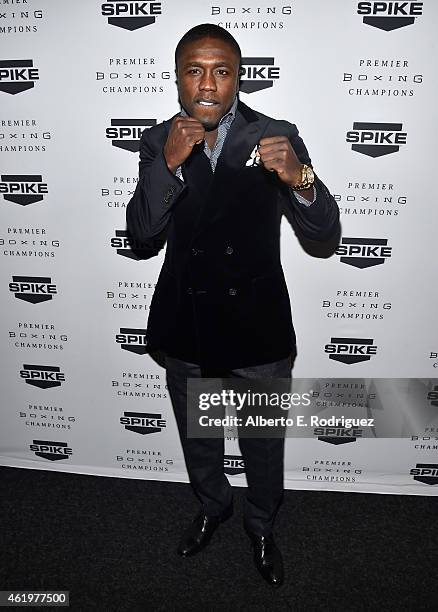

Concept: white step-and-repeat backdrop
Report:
left=1, top=1, right=437, bottom=495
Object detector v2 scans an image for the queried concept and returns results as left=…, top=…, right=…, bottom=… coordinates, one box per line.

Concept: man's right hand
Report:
left=163, top=116, right=205, bottom=174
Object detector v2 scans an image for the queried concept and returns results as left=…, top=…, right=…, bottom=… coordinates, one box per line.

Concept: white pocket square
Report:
left=245, top=145, right=260, bottom=167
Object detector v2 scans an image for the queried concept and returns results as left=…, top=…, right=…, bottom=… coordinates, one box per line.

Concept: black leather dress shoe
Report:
left=177, top=505, right=233, bottom=557
left=247, top=532, right=284, bottom=587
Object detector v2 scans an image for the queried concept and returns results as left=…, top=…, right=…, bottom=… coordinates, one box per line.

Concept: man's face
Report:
left=176, top=36, right=240, bottom=131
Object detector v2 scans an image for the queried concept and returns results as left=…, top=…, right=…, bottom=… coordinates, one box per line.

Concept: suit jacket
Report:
left=126, top=101, right=339, bottom=372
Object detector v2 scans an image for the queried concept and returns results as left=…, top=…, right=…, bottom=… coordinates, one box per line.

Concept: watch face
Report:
left=305, top=166, right=315, bottom=183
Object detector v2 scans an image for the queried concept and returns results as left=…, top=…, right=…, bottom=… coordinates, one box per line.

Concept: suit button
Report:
left=228, top=288, right=237, bottom=296
left=225, top=246, right=234, bottom=255
left=191, top=248, right=198, bottom=256
left=187, top=288, right=193, bottom=295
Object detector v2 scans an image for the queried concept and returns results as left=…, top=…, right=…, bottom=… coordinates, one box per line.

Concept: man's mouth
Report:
left=196, top=99, right=219, bottom=107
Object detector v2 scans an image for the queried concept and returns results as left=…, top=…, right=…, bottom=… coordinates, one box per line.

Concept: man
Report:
left=127, top=24, right=339, bottom=587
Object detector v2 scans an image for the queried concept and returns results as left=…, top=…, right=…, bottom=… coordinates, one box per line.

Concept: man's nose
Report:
left=199, top=70, right=216, bottom=91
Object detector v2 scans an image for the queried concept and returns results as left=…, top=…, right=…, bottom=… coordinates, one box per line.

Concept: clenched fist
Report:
left=164, top=115, right=205, bottom=174
left=257, top=136, right=303, bottom=187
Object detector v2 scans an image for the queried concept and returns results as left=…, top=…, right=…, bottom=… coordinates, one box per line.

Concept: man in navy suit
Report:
left=127, top=23, right=339, bottom=586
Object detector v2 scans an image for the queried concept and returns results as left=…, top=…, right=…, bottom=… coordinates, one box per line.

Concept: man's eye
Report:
left=216, top=69, right=229, bottom=76
left=188, top=68, right=200, bottom=74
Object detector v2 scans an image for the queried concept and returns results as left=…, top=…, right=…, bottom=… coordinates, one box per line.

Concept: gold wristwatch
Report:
left=291, top=164, right=315, bottom=191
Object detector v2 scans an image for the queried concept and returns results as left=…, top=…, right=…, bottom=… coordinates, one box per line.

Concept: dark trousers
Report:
left=165, top=354, right=292, bottom=536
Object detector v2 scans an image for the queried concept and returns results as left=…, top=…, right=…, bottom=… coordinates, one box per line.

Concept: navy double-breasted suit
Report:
left=126, top=101, right=339, bottom=372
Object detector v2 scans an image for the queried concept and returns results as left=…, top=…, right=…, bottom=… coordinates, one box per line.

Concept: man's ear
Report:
left=237, top=64, right=244, bottom=93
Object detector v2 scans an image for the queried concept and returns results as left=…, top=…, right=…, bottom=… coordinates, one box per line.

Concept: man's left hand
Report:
left=257, top=136, right=303, bottom=187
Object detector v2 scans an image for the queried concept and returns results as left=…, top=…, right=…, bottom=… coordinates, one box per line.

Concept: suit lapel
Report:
left=215, top=101, right=270, bottom=177
left=182, top=141, right=213, bottom=198
left=192, top=102, right=271, bottom=238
